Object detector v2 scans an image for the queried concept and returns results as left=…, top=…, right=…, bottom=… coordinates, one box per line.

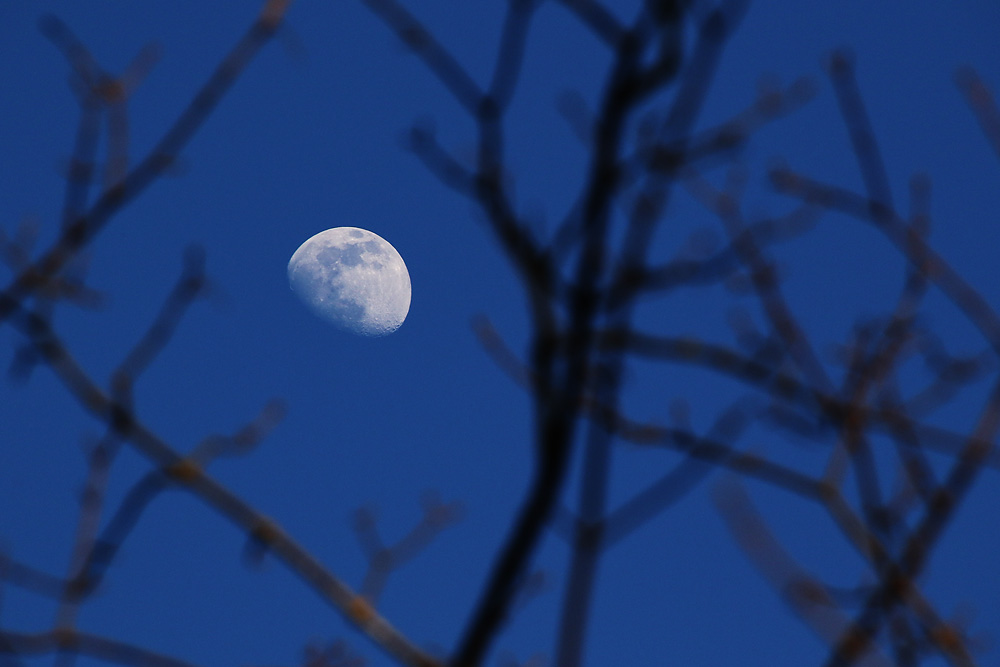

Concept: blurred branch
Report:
left=591, top=398, right=826, bottom=498
left=684, top=168, right=834, bottom=393
left=599, top=403, right=750, bottom=547
left=359, top=0, right=483, bottom=113
left=353, top=493, right=463, bottom=603
left=0, top=629, right=199, bottom=667
left=770, top=169, right=1000, bottom=357
left=640, top=76, right=816, bottom=175
left=0, top=554, right=67, bottom=599
left=99, top=44, right=162, bottom=190
left=714, top=478, right=894, bottom=666
left=0, top=0, right=292, bottom=326
left=826, top=50, right=893, bottom=212
left=825, top=379, right=1000, bottom=667
left=488, top=0, right=538, bottom=111
left=603, top=329, right=1000, bottom=469
left=718, top=476, right=980, bottom=666
left=6, top=302, right=439, bottom=667
left=302, top=639, right=367, bottom=667
left=6, top=0, right=996, bottom=664
left=955, top=67, right=1000, bottom=160
left=547, top=6, right=760, bottom=658
left=52, top=433, right=124, bottom=652
left=111, top=246, right=209, bottom=399
left=618, top=204, right=820, bottom=304
left=38, top=18, right=102, bottom=232
left=68, top=400, right=286, bottom=605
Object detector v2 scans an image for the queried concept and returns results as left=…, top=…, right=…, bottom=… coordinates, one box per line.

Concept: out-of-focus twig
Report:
left=714, top=478, right=894, bottom=667
left=826, top=50, right=894, bottom=213
left=955, top=68, right=1000, bottom=160
left=0, top=629, right=200, bottom=667
left=0, top=0, right=294, bottom=327
left=6, top=300, right=438, bottom=666
left=770, top=169, right=1000, bottom=358
left=353, top=493, right=463, bottom=603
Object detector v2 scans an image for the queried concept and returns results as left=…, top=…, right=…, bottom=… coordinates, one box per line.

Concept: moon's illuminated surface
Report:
left=288, top=227, right=411, bottom=336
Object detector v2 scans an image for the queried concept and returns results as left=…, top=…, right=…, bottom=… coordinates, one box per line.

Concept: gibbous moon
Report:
left=288, top=227, right=411, bottom=336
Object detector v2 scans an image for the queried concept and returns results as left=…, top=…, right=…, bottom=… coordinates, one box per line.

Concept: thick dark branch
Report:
left=451, top=415, right=576, bottom=666
left=453, top=16, right=660, bottom=667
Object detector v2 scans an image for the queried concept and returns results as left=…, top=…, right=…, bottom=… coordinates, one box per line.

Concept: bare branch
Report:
left=1, top=0, right=292, bottom=325
left=0, top=629, right=200, bottom=667
left=488, top=0, right=538, bottom=111
left=7, top=303, right=439, bottom=667
left=955, top=67, right=1000, bottom=160
left=826, top=50, right=894, bottom=212
left=360, top=0, right=484, bottom=114
left=770, top=169, right=1000, bottom=357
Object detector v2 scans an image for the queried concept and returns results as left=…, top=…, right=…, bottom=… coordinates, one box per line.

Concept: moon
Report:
left=287, top=227, right=411, bottom=336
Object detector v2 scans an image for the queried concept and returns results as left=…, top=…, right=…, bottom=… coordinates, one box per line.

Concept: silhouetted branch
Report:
left=5, top=299, right=438, bottom=666
left=353, top=493, right=462, bottom=603
left=825, top=378, right=1000, bottom=666
left=544, top=5, right=756, bottom=654
left=617, top=205, right=820, bottom=305
left=714, top=478, right=894, bottom=666
left=361, top=2, right=665, bottom=663
left=0, top=553, right=67, bottom=599
left=111, top=247, right=209, bottom=397
left=359, top=0, right=483, bottom=114
left=0, top=0, right=292, bottom=326
left=685, top=168, right=835, bottom=393
left=488, top=0, right=537, bottom=111
left=826, top=50, right=894, bottom=212
left=955, top=68, right=1000, bottom=160
left=52, top=433, right=124, bottom=649
left=770, top=169, right=1000, bottom=356
left=0, top=629, right=199, bottom=667
left=190, top=399, right=287, bottom=465
left=7, top=1, right=998, bottom=665
left=600, top=403, right=750, bottom=547
left=99, top=43, right=162, bottom=190
left=39, top=21, right=101, bottom=233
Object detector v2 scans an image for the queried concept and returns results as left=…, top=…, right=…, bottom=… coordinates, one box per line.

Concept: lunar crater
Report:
left=288, top=227, right=411, bottom=336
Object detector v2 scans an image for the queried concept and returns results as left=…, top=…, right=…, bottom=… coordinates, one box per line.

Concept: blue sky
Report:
left=2, top=1, right=999, bottom=665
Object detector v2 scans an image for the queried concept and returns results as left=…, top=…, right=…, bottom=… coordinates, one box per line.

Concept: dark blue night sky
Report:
left=2, top=2, right=999, bottom=665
